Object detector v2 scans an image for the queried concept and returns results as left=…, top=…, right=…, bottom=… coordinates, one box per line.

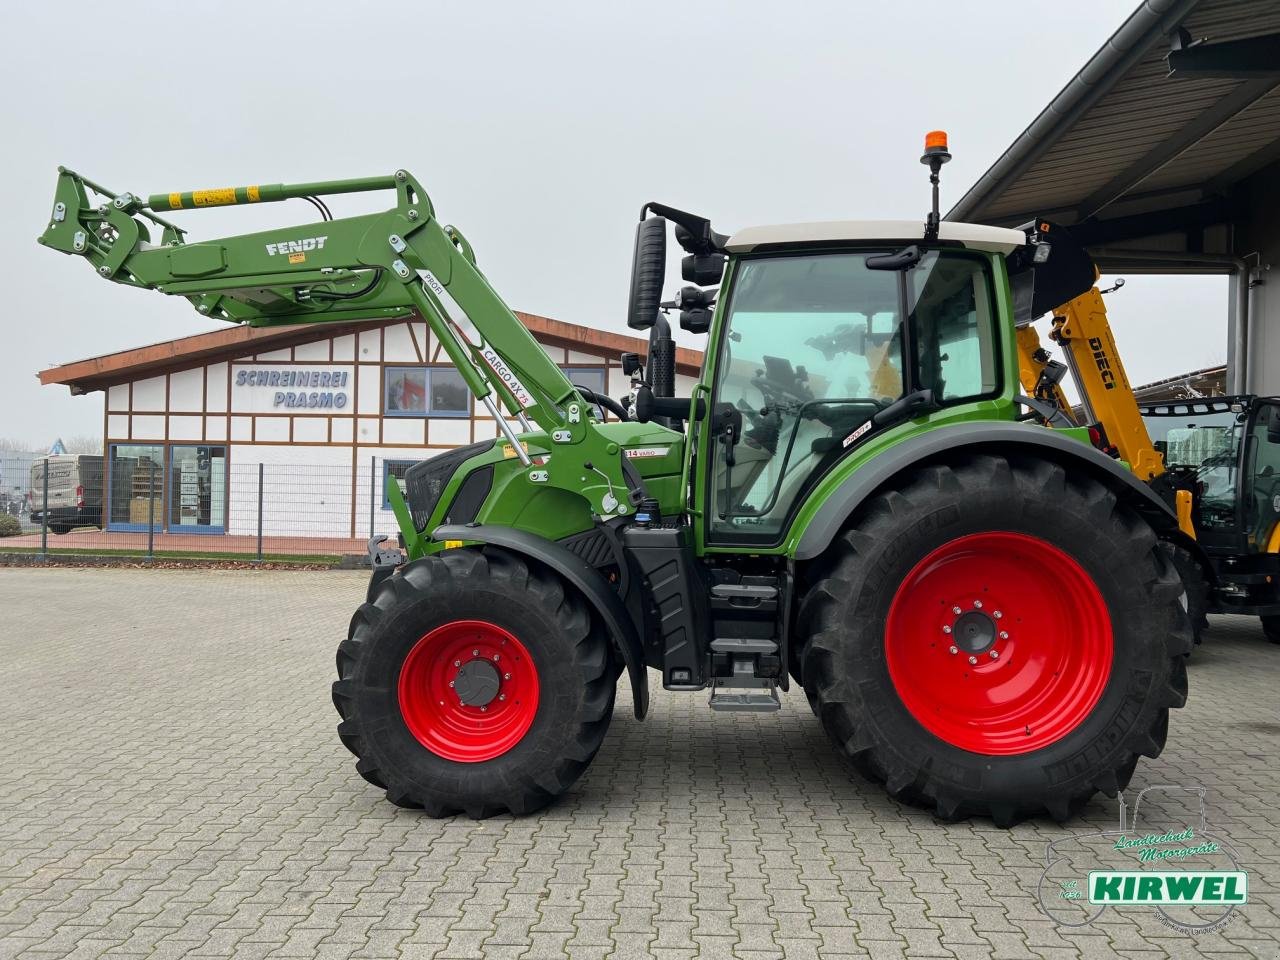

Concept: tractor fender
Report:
left=433, top=523, right=649, bottom=719
left=793, top=420, right=1182, bottom=562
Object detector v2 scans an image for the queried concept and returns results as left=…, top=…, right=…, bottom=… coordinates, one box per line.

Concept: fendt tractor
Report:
left=1013, top=223, right=1280, bottom=644
left=39, top=135, right=1191, bottom=826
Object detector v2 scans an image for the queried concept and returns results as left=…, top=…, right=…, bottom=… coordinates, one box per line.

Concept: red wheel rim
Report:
left=397, top=620, right=540, bottom=763
left=885, top=532, right=1113, bottom=755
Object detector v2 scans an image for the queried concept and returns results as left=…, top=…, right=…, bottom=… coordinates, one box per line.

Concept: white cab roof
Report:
left=725, top=220, right=1026, bottom=255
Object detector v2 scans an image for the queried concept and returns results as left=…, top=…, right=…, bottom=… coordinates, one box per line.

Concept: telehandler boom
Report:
left=40, top=135, right=1191, bottom=826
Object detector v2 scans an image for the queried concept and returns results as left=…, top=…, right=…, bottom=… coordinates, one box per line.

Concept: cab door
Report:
left=1244, top=400, right=1280, bottom=554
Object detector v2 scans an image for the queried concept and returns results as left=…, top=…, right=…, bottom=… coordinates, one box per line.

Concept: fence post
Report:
left=369, top=456, right=377, bottom=539
left=146, top=459, right=156, bottom=561
left=256, top=462, right=265, bottom=563
left=40, top=461, right=49, bottom=558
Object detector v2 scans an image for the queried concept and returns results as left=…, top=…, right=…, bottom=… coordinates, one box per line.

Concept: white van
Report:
left=28, top=455, right=104, bottom=534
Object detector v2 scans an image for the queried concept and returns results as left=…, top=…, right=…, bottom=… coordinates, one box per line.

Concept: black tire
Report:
left=1165, top=542, right=1210, bottom=645
left=797, top=454, right=1191, bottom=827
left=332, top=546, right=615, bottom=818
left=49, top=524, right=71, bottom=535
left=1262, top=615, right=1280, bottom=644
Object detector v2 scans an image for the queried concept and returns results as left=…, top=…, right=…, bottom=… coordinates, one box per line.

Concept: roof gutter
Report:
left=949, top=0, right=1201, bottom=222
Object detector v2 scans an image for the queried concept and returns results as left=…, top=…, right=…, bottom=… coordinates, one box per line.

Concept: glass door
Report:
left=1245, top=403, right=1280, bottom=552
left=170, top=445, right=227, bottom=533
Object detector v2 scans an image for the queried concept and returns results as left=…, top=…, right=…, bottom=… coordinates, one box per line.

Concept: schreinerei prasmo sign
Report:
left=230, top=364, right=354, bottom=415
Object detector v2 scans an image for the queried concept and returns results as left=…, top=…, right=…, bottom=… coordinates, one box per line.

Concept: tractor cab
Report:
left=626, top=213, right=1024, bottom=547
left=706, top=225, right=1015, bottom=543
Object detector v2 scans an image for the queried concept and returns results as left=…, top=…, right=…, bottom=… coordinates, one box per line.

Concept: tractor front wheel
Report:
left=798, top=455, right=1190, bottom=826
left=332, top=547, right=615, bottom=817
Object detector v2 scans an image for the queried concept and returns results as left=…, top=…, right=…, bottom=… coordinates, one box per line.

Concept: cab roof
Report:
left=724, top=220, right=1026, bottom=255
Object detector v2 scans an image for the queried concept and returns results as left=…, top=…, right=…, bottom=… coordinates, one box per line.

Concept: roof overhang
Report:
left=949, top=0, right=1280, bottom=272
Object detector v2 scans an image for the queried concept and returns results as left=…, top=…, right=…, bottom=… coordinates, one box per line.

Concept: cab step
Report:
left=708, top=658, right=781, bottom=712
left=708, top=683, right=781, bottom=712
left=709, top=637, right=778, bottom=654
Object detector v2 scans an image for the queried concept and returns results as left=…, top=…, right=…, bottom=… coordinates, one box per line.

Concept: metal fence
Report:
left=0, top=454, right=416, bottom=563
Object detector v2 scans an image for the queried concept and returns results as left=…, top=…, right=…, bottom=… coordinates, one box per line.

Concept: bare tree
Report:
left=62, top=435, right=103, bottom=455
left=0, top=438, right=35, bottom=452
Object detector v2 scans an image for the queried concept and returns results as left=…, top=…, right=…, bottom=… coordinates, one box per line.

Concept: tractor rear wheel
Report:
left=797, top=454, right=1190, bottom=827
left=332, top=546, right=615, bottom=817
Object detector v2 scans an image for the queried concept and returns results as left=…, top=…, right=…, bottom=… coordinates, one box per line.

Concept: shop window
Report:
left=385, top=367, right=469, bottom=417
left=107, top=445, right=165, bottom=530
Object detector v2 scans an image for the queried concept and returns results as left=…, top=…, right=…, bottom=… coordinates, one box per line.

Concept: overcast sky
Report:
left=0, top=0, right=1226, bottom=448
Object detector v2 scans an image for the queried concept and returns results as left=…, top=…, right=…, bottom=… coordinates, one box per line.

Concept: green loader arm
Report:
left=38, top=167, right=649, bottom=539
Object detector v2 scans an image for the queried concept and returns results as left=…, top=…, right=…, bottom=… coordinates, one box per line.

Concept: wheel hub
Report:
left=454, top=658, right=501, bottom=707
left=952, top=610, right=997, bottom=654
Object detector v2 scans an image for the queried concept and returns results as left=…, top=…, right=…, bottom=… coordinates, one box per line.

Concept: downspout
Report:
left=1089, top=249, right=1249, bottom=394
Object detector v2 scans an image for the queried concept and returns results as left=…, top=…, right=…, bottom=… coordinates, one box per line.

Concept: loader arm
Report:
left=38, top=167, right=647, bottom=538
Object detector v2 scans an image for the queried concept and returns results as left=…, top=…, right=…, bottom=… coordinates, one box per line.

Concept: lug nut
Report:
left=942, top=625, right=952, bottom=634
left=973, top=600, right=983, bottom=609
left=949, top=645, right=958, bottom=655
left=480, top=705, right=488, bottom=712
left=499, top=694, right=506, bottom=701
left=454, top=660, right=461, bottom=667
left=989, top=650, right=999, bottom=659
left=952, top=606, right=962, bottom=615
left=503, top=672, right=512, bottom=680
left=448, top=680, right=455, bottom=688
left=472, top=649, right=480, bottom=656
left=968, top=656, right=978, bottom=665
left=993, top=611, right=1003, bottom=620
left=493, top=654, right=500, bottom=661
left=999, top=631, right=1009, bottom=640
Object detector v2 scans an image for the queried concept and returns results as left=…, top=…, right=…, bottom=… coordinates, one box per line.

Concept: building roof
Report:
left=40, top=312, right=704, bottom=395
left=725, top=220, right=1026, bottom=254
left=948, top=0, right=1280, bottom=270
left=1133, top=363, right=1227, bottom=401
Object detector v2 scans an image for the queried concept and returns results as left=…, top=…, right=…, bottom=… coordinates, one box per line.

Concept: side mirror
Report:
left=627, top=216, right=667, bottom=330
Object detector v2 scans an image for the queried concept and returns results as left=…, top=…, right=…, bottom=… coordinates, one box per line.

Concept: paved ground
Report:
left=1, top=567, right=1278, bottom=960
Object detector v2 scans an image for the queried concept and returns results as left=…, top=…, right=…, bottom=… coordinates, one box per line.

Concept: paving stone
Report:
left=1, top=571, right=1277, bottom=960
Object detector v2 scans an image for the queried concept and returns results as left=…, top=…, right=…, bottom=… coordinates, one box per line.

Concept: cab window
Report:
left=707, top=249, right=999, bottom=543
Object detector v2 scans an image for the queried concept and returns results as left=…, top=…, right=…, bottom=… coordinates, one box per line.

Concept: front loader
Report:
left=38, top=134, right=1190, bottom=826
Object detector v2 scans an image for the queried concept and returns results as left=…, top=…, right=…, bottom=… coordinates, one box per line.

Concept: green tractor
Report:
left=38, top=135, right=1190, bottom=825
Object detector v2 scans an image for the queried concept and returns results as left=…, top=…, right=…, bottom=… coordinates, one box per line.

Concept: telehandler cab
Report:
left=38, top=134, right=1190, bottom=825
